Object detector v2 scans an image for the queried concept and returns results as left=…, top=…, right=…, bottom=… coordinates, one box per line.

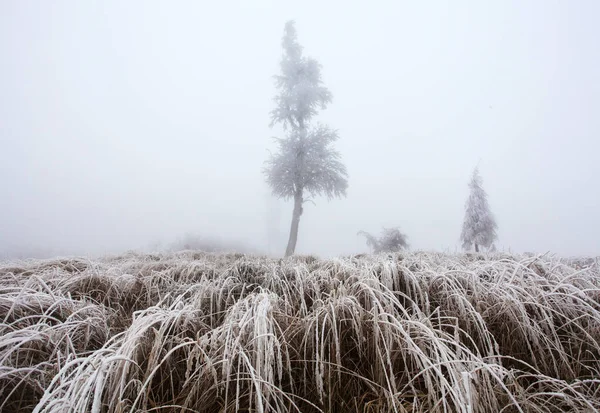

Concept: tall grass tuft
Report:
left=0, top=251, right=598, bottom=412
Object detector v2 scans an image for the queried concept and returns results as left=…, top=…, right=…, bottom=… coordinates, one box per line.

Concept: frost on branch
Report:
left=460, top=167, right=498, bottom=252
left=270, top=21, right=332, bottom=130
left=264, top=125, right=348, bottom=200
left=358, top=227, right=409, bottom=253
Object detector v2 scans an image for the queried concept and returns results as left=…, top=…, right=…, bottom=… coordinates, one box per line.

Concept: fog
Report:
left=1, top=1, right=599, bottom=258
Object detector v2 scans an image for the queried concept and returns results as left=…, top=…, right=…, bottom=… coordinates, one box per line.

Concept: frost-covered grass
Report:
left=1, top=251, right=599, bottom=412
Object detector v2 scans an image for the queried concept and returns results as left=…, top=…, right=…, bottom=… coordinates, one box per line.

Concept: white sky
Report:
left=1, top=1, right=599, bottom=257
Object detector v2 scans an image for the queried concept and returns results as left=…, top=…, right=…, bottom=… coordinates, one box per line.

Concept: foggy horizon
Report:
left=2, top=1, right=599, bottom=259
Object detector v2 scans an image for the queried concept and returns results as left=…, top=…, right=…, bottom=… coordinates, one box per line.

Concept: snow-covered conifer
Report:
left=264, top=21, right=348, bottom=257
left=460, top=167, right=498, bottom=252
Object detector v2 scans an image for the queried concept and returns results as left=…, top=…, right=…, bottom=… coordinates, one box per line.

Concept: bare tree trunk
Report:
left=475, top=244, right=479, bottom=253
left=284, top=117, right=306, bottom=258
left=284, top=189, right=303, bottom=257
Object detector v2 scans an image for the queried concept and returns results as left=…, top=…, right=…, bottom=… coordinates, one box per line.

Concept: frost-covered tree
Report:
left=460, top=167, right=498, bottom=252
left=358, top=227, right=409, bottom=254
left=264, top=21, right=348, bottom=257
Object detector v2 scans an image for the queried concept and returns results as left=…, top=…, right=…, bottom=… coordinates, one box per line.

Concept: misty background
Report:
left=1, top=1, right=599, bottom=259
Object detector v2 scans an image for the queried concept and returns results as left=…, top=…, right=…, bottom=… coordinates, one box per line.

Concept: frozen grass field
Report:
left=1, top=251, right=599, bottom=412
